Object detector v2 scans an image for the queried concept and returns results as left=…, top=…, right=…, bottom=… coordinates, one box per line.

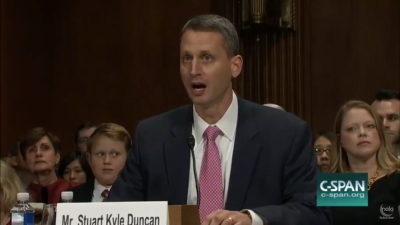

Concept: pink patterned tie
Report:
left=199, top=126, right=224, bottom=222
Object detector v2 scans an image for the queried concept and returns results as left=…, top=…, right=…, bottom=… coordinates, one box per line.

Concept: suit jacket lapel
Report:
left=164, top=106, right=193, bottom=205
left=83, top=179, right=95, bottom=202
left=74, top=178, right=95, bottom=203
left=226, top=98, right=261, bottom=210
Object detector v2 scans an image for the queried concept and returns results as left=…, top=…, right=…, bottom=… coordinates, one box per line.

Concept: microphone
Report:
left=187, top=135, right=200, bottom=208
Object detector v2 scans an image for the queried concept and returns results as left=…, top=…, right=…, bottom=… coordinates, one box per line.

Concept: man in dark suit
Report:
left=108, top=14, right=331, bottom=225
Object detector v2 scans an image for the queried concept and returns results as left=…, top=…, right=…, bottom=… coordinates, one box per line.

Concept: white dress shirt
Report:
left=92, top=179, right=112, bottom=202
left=187, top=92, right=264, bottom=225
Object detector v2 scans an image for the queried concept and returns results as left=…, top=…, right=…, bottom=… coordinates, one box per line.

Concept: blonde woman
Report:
left=329, top=100, right=400, bottom=224
left=0, top=160, right=25, bottom=225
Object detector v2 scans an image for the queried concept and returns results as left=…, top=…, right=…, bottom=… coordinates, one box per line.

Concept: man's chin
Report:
left=191, top=96, right=210, bottom=107
left=387, top=134, right=399, bottom=144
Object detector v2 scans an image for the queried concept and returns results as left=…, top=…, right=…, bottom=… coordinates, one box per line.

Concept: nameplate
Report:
left=56, top=201, right=169, bottom=225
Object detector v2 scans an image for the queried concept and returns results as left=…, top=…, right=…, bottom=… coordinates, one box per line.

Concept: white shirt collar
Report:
left=193, top=91, right=238, bottom=145
left=93, top=179, right=111, bottom=197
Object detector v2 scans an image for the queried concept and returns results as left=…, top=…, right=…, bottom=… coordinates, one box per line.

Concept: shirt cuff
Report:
left=241, top=210, right=266, bottom=225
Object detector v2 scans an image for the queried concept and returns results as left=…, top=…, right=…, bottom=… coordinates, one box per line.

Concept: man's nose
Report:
left=383, top=118, right=390, bottom=128
left=190, top=59, right=201, bottom=76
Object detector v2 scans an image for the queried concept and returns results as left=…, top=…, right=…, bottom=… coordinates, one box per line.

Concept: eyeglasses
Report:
left=314, top=148, right=330, bottom=155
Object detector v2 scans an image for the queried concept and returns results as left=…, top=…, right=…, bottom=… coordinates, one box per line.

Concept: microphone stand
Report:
left=187, top=135, right=201, bottom=208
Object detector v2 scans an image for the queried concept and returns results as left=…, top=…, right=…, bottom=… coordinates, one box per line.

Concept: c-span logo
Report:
left=317, top=173, right=368, bottom=206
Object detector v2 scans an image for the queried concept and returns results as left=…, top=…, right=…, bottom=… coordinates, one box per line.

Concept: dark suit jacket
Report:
left=108, top=98, right=332, bottom=225
left=67, top=178, right=95, bottom=203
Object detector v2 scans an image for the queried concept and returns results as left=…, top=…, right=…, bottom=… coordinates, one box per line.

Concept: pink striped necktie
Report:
left=199, top=126, right=224, bottom=222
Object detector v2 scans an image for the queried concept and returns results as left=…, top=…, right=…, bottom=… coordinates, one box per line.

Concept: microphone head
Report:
left=187, top=135, right=195, bottom=148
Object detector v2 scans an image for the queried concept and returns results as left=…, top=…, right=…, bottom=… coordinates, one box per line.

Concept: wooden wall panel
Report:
left=236, top=31, right=309, bottom=120
left=214, top=0, right=399, bottom=133
left=308, top=0, right=400, bottom=133
left=1, top=0, right=7, bottom=155
left=213, top=0, right=311, bottom=122
left=2, top=0, right=399, bottom=156
left=1, top=1, right=55, bottom=155
left=0, top=0, right=211, bottom=156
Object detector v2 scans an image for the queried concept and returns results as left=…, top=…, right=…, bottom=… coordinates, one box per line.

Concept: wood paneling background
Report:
left=1, top=1, right=56, bottom=156
left=213, top=0, right=313, bottom=123
left=1, top=0, right=210, bottom=156
left=1, top=0, right=399, bottom=156
left=235, top=0, right=311, bottom=123
left=308, top=0, right=400, bottom=133
left=214, top=0, right=399, bottom=134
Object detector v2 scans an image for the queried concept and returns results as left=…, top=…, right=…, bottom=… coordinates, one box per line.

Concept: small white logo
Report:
left=379, top=204, right=394, bottom=220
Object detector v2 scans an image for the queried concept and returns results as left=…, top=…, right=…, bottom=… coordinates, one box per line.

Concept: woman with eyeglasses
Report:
left=313, top=131, right=335, bottom=172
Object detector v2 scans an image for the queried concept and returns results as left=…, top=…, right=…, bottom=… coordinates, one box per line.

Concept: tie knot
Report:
left=203, top=126, right=221, bottom=141
left=101, top=189, right=109, bottom=199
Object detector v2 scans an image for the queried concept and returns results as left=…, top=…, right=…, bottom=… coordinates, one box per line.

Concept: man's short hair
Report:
left=375, top=90, right=400, bottom=101
left=180, top=14, right=240, bottom=57
left=74, top=122, right=97, bottom=144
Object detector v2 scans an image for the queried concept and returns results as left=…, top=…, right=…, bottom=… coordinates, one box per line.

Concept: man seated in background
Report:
left=372, top=90, right=400, bottom=158
left=75, top=122, right=97, bottom=152
left=371, top=90, right=400, bottom=217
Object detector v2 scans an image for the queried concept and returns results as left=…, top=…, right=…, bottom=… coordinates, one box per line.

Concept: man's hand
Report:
left=201, top=210, right=252, bottom=225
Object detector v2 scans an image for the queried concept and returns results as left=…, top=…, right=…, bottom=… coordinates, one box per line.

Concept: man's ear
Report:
left=86, top=152, right=92, bottom=166
left=231, top=55, right=243, bottom=78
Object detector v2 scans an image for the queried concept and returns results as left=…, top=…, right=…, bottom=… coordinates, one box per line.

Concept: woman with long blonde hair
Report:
left=0, top=160, right=25, bottom=225
left=329, top=100, right=400, bottom=224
